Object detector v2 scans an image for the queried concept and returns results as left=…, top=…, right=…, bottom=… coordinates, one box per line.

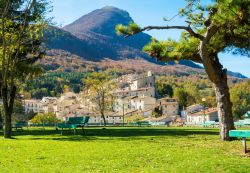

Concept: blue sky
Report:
left=49, top=0, right=250, bottom=77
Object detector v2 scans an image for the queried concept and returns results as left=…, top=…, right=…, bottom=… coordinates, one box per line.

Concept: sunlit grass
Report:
left=0, top=127, right=249, bottom=173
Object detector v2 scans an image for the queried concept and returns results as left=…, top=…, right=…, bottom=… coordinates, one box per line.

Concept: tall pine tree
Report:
left=116, top=0, right=250, bottom=140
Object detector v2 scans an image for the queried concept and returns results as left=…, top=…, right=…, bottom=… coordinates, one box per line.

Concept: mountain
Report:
left=45, top=6, right=247, bottom=78
left=47, top=6, right=150, bottom=61
left=46, top=6, right=201, bottom=68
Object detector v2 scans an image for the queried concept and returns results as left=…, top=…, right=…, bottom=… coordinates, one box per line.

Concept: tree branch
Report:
left=126, top=25, right=204, bottom=40
left=199, top=24, right=220, bottom=83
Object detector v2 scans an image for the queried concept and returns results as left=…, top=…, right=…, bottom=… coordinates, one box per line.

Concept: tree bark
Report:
left=199, top=24, right=235, bottom=141
left=101, top=113, right=107, bottom=127
left=3, top=108, right=12, bottom=138
left=0, top=113, right=3, bottom=130
left=2, top=85, right=16, bottom=138
left=214, top=70, right=235, bottom=141
left=201, top=53, right=235, bottom=141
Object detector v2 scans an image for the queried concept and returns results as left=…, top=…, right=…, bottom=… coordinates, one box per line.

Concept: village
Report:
left=23, top=71, right=219, bottom=126
left=1, top=1, right=250, bottom=172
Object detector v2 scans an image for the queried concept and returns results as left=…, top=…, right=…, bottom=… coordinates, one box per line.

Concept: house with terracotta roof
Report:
left=186, top=107, right=219, bottom=124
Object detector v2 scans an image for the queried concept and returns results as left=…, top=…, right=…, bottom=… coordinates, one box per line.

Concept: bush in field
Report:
left=126, top=114, right=144, bottom=123
left=31, top=113, right=61, bottom=126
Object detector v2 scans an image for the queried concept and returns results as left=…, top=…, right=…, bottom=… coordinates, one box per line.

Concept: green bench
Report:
left=233, top=119, right=250, bottom=127
left=12, top=121, right=28, bottom=130
left=202, top=121, right=218, bottom=127
left=244, top=119, right=250, bottom=125
left=234, top=121, right=245, bottom=127
left=128, top=122, right=138, bottom=126
left=137, top=121, right=151, bottom=127
left=58, top=116, right=90, bottom=135
left=229, top=130, right=250, bottom=154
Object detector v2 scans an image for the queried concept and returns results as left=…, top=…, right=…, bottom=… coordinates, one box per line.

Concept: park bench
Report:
left=137, top=121, right=151, bottom=127
left=128, top=122, right=137, bottom=126
left=202, top=121, right=217, bottom=127
left=150, top=122, right=166, bottom=126
left=234, top=121, right=245, bottom=127
left=12, top=121, right=28, bottom=130
left=229, top=130, right=250, bottom=154
left=57, top=116, right=90, bottom=135
left=244, top=119, right=250, bottom=126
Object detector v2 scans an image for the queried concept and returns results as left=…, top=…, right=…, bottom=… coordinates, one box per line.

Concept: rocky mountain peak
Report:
left=64, top=6, right=132, bottom=37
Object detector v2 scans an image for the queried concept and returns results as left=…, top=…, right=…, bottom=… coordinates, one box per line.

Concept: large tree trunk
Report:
left=101, top=113, right=107, bottom=127
left=199, top=24, right=235, bottom=141
left=3, top=109, right=12, bottom=138
left=0, top=112, right=3, bottom=130
left=2, top=86, right=16, bottom=139
left=202, top=53, right=235, bottom=140
left=214, top=70, right=235, bottom=141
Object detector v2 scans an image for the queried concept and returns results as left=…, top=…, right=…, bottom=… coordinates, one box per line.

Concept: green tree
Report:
left=173, top=88, right=195, bottom=109
left=0, top=0, right=49, bottom=138
left=157, top=82, right=173, bottom=98
left=230, top=80, right=250, bottom=119
left=116, top=0, right=250, bottom=140
left=204, top=95, right=217, bottom=108
left=83, top=72, right=116, bottom=127
left=63, top=85, right=71, bottom=93
left=183, top=83, right=200, bottom=103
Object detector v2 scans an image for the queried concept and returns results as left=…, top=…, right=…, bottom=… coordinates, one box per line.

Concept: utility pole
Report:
left=202, top=98, right=206, bottom=125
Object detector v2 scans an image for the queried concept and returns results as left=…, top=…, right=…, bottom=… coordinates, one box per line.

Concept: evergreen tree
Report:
left=116, top=0, right=250, bottom=140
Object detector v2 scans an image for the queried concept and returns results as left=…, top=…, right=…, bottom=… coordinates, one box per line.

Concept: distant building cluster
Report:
left=23, top=71, right=180, bottom=125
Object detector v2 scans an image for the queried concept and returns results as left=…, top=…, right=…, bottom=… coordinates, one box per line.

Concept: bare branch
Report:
left=125, top=25, right=204, bottom=40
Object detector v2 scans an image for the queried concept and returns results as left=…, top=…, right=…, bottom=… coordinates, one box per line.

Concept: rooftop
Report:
left=188, top=108, right=217, bottom=116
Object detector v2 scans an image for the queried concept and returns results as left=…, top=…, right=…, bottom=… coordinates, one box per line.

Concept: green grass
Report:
left=0, top=127, right=249, bottom=173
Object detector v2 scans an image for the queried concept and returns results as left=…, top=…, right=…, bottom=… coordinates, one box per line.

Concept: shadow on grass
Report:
left=0, top=127, right=219, bottom=142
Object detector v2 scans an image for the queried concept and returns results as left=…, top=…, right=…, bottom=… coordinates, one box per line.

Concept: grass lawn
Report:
left=0, top=127, right=249, bottom=173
